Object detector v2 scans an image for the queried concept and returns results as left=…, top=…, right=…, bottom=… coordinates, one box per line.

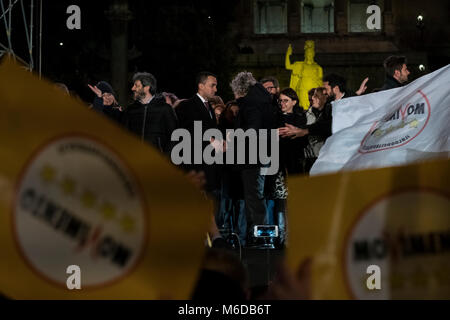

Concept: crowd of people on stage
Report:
left=61, top=55, right=410, bottom=250
left=34, top=55, right=414, bottom=301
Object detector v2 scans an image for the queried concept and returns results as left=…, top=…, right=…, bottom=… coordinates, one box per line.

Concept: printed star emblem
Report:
left=61, top=177, right=76, bottom=195
left=40, top=165, right=56, bottom=183
left=81, top=190, right=97, bottom=208
left=120, top=214, right=135, bottom=233
left=100, top=202, right=116, bottom=220
left=373, top=129, right=383, bottom=137
left=385, top=126, right=394, bottom=134
left=409, top=119, right=419, bottom=128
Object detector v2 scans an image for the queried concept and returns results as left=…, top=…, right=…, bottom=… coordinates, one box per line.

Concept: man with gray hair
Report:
left=230, top=71, right=276, bottom=246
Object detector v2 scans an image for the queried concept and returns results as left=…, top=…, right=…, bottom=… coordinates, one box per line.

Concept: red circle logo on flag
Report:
left=359, top=90, right=431, bottom=154
left=13, top=135, right=148, bottom=289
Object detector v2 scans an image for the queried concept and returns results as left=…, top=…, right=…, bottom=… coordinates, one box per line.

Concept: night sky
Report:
left=3, top=1, right=449, bottom=105
left=2, top=0, right=239, bottom=103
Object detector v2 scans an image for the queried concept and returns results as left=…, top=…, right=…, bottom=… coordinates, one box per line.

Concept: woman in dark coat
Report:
left=266, top=88, right=307, bottom=247
left=277, top=88, right=307, bottom=175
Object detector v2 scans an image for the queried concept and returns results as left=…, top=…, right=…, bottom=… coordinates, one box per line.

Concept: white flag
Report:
left=311, top=64, right=450, bottom=175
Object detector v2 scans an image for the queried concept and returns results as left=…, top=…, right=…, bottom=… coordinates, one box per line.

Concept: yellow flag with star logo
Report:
left=287, top=158, right=450, bottom=299
left=0, top=57, right=211, bottom=299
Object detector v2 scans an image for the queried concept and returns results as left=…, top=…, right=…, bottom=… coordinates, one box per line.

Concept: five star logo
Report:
left=39, top=163, right=137, bottom=231
left=360, top=92, right=430, bottom=153
left=120, top=214, right=136, bottom=234
left=100, top=202, right=116, bottom=220
left=409, top=119, right=419, bottom=128
left=61, top=176, right=76, bottom=195
left=81, top=190, right=97, bottom=208
left=40, top=165, right=56, bottom=183
left=14, top=137, right=147, bottom=289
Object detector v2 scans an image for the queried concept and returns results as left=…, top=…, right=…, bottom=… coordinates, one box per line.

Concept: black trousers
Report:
left=241, top=167, right=267, bottom=237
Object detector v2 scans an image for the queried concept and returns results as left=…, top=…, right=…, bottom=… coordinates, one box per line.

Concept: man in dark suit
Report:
left=175, top=72, right=220, bottom=193
left=175, top=72, right=230, bottom=249
left=230, top=71, right=276, bottom=245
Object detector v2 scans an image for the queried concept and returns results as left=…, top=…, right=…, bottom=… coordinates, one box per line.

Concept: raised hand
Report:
left=356, top=77, right=369, bottom=96
left=287, top=44, right=293, bottom=55
left=88, top=84, right=102, bottom=98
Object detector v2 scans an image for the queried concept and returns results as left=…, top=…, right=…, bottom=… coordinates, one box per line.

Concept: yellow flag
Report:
left=0, top=57, right=211, bottom=299
left=287, top=159, right=450, bottom=299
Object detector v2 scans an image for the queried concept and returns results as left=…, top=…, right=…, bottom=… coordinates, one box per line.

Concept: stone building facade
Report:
left=231, top=0, right=450, bottom=92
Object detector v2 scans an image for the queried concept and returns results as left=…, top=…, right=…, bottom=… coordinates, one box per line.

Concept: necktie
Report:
left=204, top=101, right=213, bottom=119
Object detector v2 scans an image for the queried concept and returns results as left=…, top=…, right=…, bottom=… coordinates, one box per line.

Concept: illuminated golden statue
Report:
left=285, top=41, right=323, bottom=109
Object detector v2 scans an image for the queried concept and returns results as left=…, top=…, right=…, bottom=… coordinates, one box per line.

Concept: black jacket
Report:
left=123, top=95, right=178, bottom=154
left=380, top=75, right=403, bottom=91
left=94, top=94, right=177, bottom=154
left=176, top=95, right=217, bottom=133
left=92, top=96, right=122, bottom=125
left=235, top=83, right=276, bottom=168
left=277, top=110, right=307, bottom=174
left=175, top=95, right=220, bottom=192
left=236, top=83, right=276, bottom=132
left=307, top=101, right=333, bottom=139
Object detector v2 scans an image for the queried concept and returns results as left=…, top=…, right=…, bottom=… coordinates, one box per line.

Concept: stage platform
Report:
left=236, top=247, right=286, bottom=289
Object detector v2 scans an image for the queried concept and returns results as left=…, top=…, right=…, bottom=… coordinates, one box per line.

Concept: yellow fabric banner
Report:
left=287, top=159, right=450, bottom=299
left=0, top=58, right=211, bottom=299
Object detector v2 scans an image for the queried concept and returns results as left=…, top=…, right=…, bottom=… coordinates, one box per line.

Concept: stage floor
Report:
left=238, top=247, right=285, bottom=289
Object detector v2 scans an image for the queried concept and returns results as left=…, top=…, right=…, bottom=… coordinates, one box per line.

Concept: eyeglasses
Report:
left=279, top=99, right=291, bottom=104
left=265, top=86, right=276, bottom=91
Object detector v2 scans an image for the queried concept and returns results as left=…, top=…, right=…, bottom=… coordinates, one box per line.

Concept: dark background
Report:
left=2, top=0, right=450, bottom=105
left=1, top=0, right=239, bottom=104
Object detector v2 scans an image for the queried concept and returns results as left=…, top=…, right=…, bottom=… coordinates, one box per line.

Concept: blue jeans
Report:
left=265, top=199, right=286, bottom=244
left=266, top=199, right=275, bottom=224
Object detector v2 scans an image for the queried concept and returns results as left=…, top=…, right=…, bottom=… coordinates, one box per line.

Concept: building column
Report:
left=383, top=0, right=395, bottom=37
left=288, top=0, right=300, bottom=35
left=107, top=0, right=132, bottom=106
left=334, top=0, right=348, bottom=35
